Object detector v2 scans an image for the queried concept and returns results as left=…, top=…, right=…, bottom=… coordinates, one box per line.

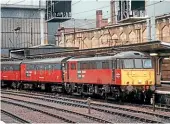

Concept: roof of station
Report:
left=24, top=40, right=170, bottom=59
left=115, top=41, right=170, bottom=57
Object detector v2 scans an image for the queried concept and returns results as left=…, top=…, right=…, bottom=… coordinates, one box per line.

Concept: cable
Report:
left=6, top=0, right=26, bottom=5
left=5, top=0, right=11, bottom=5
left=66, top=0, right=165, bottom=31
left=72, top=0, right=82, bottom=6
left=72, top=5, right=110, bottom=15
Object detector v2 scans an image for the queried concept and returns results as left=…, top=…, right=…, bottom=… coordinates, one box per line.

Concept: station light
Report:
left=164, top=57, right=170, bottom=60
left=150, top=53, right=158, bottom=56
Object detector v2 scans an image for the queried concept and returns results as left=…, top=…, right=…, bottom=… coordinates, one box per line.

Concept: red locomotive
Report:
left=1, top=51, right=155, bottom=102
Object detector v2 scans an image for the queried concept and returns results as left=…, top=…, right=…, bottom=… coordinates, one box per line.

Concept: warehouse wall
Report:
left=1, top=8, right=47, bottom=48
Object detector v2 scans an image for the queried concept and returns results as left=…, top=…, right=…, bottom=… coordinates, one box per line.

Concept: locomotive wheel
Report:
left=65, top=84, right=72, bottom=94
left=11, top=82, right=17, bottom=89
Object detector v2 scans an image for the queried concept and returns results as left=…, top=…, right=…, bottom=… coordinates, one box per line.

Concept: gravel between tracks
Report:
left=1, top=113, right=22, bottom=123
left=1, top=93, right=144, bottom=123
left=2, top=98, right=100, bottom=123
left=1, top=102, right=65, bottom=123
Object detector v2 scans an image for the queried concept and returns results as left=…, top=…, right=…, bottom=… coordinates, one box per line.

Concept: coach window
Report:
left=71, top=63, right=76, bottom=70
left=10, top=66, right=13, bottom=71
left=102, top=62, right=109, bottom=69
left=123, top=59, right=134, bottom=69
left=92, top=62, right=96, bottom=69
left=39, top=65, right=42, bottom=74
left=48, top=65, right=52, bottom=74
left=4, top=66, right=7, bottom=71
left=134, top=59, right=142, bottom=68
left=112, top=61, right=116, bottom=69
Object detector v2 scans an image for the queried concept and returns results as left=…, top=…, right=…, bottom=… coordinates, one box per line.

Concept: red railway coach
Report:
left=1, top=61, right=22, bottom=88
left=65, top=51, right=155, bottom=102
left=20, top=57, right=68, bottom=91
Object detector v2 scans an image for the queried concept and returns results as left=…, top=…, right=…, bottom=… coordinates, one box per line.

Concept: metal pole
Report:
left=153, top=93, right=155, bottom=111
left=87, top=97, right=91, bottom=114
left=40, top=0, right=45, bottom=45
left=74, top=19, right=75, bottom=45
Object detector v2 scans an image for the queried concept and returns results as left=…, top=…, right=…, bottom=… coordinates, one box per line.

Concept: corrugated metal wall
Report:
left=1, top=8, right=47, bottom=48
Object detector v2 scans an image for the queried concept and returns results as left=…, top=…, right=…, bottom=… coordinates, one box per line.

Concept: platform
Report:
left=156, top=81, right=170, bottom=95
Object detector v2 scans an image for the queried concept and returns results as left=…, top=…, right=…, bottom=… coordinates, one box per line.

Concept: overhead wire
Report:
left=71, top=5, right=110, bottom=15
left=72, top=0, right=82, bottom=6
left=5, top=0, right=26, bottom=5
left=66, top=0, right=164, bottom=31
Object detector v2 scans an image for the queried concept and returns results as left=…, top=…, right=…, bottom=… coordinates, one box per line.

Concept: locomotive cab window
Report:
left=123, top=59, right=134, bottom=69
left=134, top=59, right=143, bottom=68
left=143, top=59, right=152, bottom=68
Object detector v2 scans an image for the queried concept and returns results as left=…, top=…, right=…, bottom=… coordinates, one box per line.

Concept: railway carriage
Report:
left=1, top=61, right=21, bottom=88
left=20, top=57, right=68, bottom=91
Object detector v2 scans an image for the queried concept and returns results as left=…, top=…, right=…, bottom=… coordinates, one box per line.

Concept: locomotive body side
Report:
left=66, top=58, right=114, bottom=85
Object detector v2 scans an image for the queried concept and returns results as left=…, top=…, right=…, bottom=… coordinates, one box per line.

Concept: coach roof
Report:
left=1, top=60, right=22, bottom=65
left=22, top=57, right=68, bottom=64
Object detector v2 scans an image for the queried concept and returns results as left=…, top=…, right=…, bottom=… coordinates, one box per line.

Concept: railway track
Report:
left=2, top=89, right=170, bottom=112
left=2, top=90, right=170, bottom=123
left=1, top=109, right=30, bottom=123
left=1, top=100, right=76, bottom=123
left=1, top=95, right=111, bottom=123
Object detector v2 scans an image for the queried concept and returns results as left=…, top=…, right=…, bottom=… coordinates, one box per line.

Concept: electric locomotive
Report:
left=65, top=51, right=155, bottom=102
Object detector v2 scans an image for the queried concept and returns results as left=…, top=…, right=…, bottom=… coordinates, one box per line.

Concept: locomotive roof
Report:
left=68, top=51, right=147, bottom=62
left=1, top=60, right=22, bottom=65
left=22, top=57, right=68, bottom=64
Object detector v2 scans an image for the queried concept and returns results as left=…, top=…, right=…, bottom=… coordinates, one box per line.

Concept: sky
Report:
left=0, top=0, right=111, bottom=19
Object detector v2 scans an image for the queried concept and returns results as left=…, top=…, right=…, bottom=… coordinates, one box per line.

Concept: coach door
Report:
left=112, top=60, right=116, bottom=80
left=62, top=62, right=69, bottom=82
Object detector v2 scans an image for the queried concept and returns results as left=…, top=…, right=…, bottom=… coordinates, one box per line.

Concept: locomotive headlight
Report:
left=138, top=80, right=142, bottom=84
left=145, top=80, right=148, bottom=85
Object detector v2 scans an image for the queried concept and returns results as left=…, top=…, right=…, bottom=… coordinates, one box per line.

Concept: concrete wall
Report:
left=58, top=14, right=170, bottom=49
left=146, top=0, right=170, bottom=41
